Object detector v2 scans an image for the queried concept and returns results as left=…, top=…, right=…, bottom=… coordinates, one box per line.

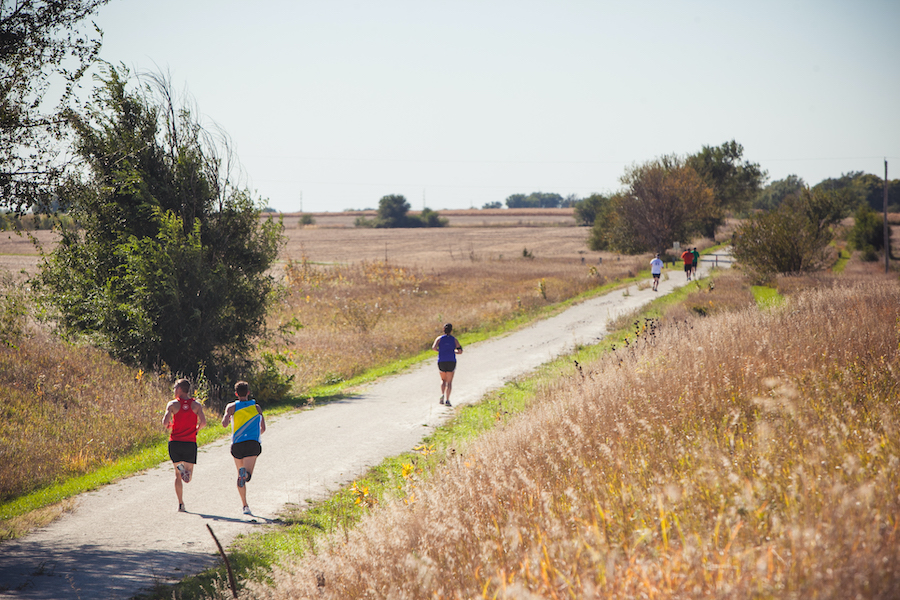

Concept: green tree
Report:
left=732, top=188, right=847, bottom=281
left=1, top=0, right=109, bottom=212
left=505, top=192, right=564, bottom=208
left=356, top=195, right=445, bottom=228
left=687, top=140, right=766, bottom=236
left=614, top=156, right=716, bottom=253
left=376, top=194, right=415, bottom=227
left=504, top=193, right=531, bottom=208
left=847, top=203, right=886, bottom=261
left=35, top=66, right=284, bottom=380
left=482, top=201, right=502, bottom=209
left=754, top=174, right=805, bottom=210
left=418, top=207, right=448, bottom=227
left=814, top=171, right=900, bottom=212
left=587, top=193, right=645, bottom=254
left=574, top=193, right=609, bottom=226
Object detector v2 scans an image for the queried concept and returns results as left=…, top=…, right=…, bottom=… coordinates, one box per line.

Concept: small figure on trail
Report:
left=221, top=381, right=266, bottom=515
left=163, top=378, right=207, bottom=513
left=432, top=323, right=463, bottom=407
left=681, top=248, right=694, bottom=281
left=650, top=253, right=664, bottom=292
left=691, top=247, right=700, bottom=277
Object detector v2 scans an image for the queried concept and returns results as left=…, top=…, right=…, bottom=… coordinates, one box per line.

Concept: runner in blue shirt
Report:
left=431, top=323, right=463, bottom=407
left=221, top=381, right=266, bottom=515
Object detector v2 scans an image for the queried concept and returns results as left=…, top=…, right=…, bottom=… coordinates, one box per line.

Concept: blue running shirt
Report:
left=232, top=400, right=261, bottom=444
left=437, top=335, right=458, bottom=363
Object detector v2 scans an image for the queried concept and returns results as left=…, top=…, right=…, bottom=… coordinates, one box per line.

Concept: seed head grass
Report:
left=241, top=275, right=900, bottom=599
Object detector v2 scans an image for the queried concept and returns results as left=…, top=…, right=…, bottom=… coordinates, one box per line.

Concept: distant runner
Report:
left=650, top=253, right=664, bottom=292
left=681, top=248, right=694, bottom=281
left=691, top=247, right=700, bottom=277
left=163, top=379, right=207, bottom=512
left=221, top=381, right=266, bottom=515
left=432, top=323, right=463, bottom=407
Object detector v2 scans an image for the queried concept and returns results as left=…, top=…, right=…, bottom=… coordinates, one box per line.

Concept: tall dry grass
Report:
left=246, top=275, right=900, bottom=599
left=270, top=254, right=645, bottom=391
left=0, top=329, right=172, bottom=502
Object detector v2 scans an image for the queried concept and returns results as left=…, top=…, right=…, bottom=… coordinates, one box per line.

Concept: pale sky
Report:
left=90, top=0, right=900, bottom=213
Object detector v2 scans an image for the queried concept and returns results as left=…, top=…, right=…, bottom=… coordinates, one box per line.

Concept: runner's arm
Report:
left=221, top=403, right=235, bottom=428
left=162, top=401, right=175, bottom=427
left=195, top=402, right=207, bottom=430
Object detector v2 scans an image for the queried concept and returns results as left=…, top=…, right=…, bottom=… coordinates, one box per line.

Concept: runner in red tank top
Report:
left=162, top=379, right=207, bottom=512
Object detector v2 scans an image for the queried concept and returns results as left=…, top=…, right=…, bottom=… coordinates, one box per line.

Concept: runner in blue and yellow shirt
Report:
left=221, top=381, right=266, bottom=515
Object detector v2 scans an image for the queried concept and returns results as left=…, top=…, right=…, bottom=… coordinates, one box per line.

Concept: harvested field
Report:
left=0, top=230, right=53, bottom=278
left=278, top=225, right=596, bottom=268
left=279, top=207, right=577, bottom=229
left=0, top=214, right=596, bottom=277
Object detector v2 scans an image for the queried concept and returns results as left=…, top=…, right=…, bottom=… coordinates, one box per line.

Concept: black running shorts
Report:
left=231, top=440, right=262, bottom=459
left=438, top=361, right=457, bottom=372
left=168, top=440, right=197, bottom=464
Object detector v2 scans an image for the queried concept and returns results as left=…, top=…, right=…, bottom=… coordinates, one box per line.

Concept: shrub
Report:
left=732, top=188, right=846, bottom=282
left=847, top=203, right=886, bottom=261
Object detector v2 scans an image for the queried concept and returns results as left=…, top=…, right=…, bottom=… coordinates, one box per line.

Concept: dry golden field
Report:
left=266, top=221, right=643, bottom=393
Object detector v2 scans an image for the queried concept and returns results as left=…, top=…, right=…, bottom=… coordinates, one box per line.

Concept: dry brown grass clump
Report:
left=248, top=276, right=900, bottom=599
left=0, top=329, right=172, bottom=501
left=269, top=254, right=645, bottom=391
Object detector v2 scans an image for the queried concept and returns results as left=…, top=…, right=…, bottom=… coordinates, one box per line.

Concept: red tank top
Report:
left=169, top=398, right=198, bottom=442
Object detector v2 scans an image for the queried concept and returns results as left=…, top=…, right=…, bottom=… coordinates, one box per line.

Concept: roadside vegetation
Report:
left=205, top=268, right=900, bottom=600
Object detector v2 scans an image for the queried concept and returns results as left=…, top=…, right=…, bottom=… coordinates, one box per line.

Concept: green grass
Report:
left=751, top=284, right=785, bottom=308
left=832, top=247, right=851, bottom=273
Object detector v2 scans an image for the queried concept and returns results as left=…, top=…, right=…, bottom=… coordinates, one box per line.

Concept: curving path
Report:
left=0, top=256, right=728, bottom=599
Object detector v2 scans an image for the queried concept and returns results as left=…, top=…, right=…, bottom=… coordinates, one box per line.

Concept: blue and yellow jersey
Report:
left=232, top=400, right=261, bottom=444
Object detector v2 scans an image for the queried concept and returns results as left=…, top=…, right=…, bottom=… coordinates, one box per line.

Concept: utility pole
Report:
left=300, top=191, right=303, bottom=214
left=885, top=160, right=889, bottom=274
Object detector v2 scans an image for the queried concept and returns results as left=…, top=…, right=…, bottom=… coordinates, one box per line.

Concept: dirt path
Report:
left=0, top=257, right=728, bottom=599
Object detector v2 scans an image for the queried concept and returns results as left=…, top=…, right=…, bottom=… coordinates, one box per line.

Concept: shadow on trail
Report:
left=0, top=543, right=215, bottom=600
left=192, top=512, right=279, bottom=525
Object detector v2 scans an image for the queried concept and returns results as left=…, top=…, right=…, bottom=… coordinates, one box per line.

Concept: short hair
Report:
left=235, top=381, right=250, bottom=397
left=443, top=323, right=453, bottom=334
left=175, top=378, right=191, bottom=393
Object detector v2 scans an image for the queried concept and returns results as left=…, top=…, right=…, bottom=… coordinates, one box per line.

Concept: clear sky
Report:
left=90, top=0, right=900, bottom=213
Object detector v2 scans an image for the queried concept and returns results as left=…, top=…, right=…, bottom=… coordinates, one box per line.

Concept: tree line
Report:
left=572, top=141, right=896, bottom=281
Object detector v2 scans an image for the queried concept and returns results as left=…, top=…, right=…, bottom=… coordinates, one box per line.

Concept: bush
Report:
left=847, top=203, right=886, bottom=261
left=732, top=188, right=847, bottom=282
left=355, top=195, right=446, bottom=228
